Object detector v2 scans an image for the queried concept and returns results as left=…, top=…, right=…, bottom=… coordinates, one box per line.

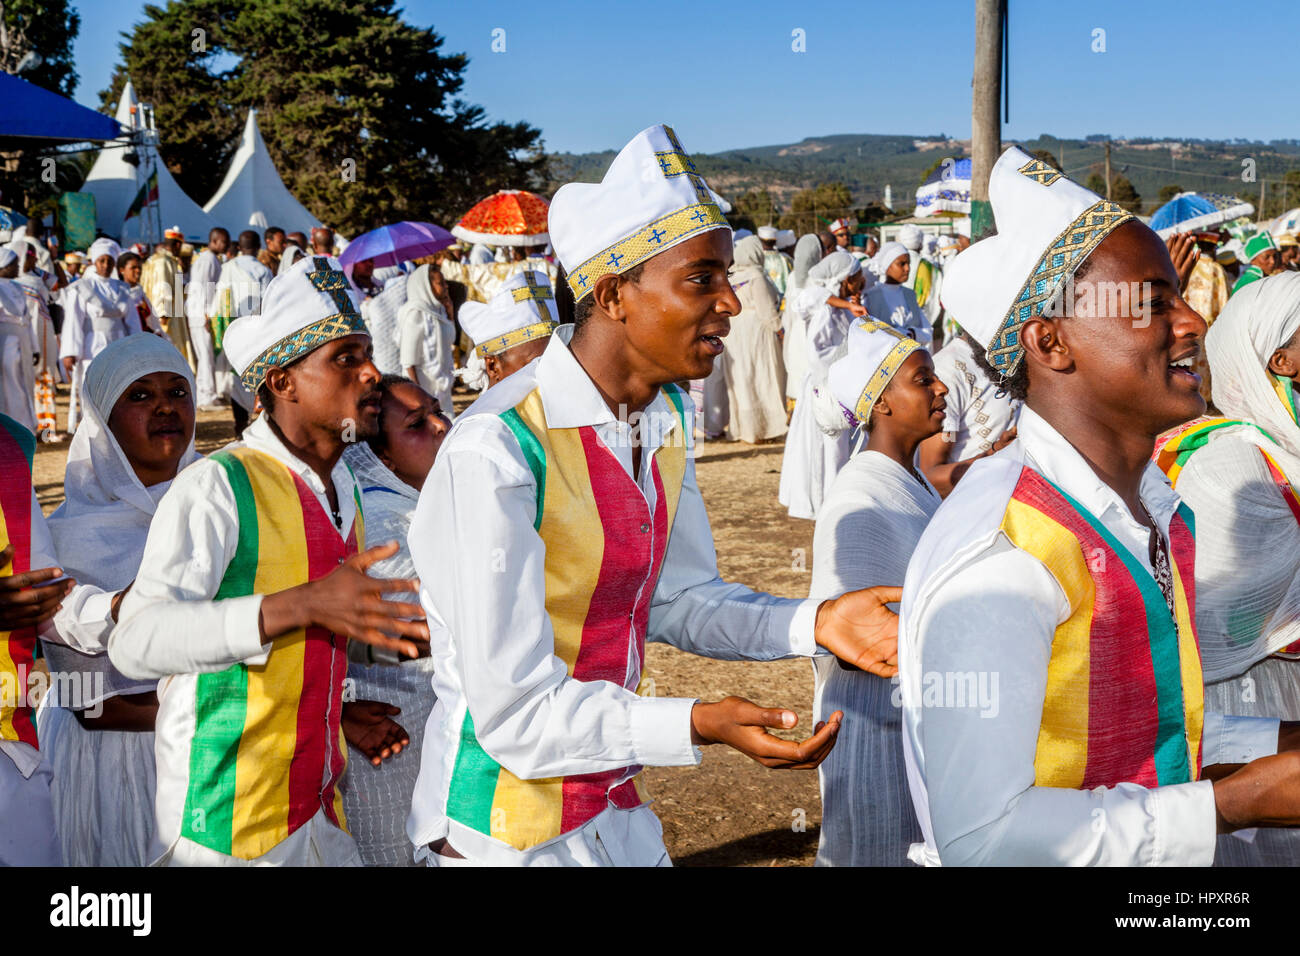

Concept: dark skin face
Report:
left=120, top=259, right=142, bottom=286
left=1255, top=249, right=1282, bottom=275
left=375, top=382, right=451, bottom=491
left=287, top=232, right=308, bottom=251
left=840, top=271, right=866, bottom=301
left=864, top=237, right=880, bottom=258
left=262, top=333, right=383, bottom=489
left=93, top=255, right=114, bottom=278
left=266, top=232, right=287, bottom=255
left=352, top=258, right=376, bottom=288
left=0, top=262, right=15, bottom=280
left=1021, top=219, right=1206, bottom=515
left=484, top=337, right=549, bottom=387
left=885, top=253, right=910, bottom=284
left=106, top=371, right=196, bottom=488
left=866, top=350, right=948, bottom=471
left=1282, top=246, right=1300, bottom=270
left=577, top=229, right=739, bottom=414
left=208, top=231, right=230, bottom=256
left=833, top=229, right=850, bottom=248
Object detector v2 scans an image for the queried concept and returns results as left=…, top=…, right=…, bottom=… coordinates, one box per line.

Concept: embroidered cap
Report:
left=757, top=225, right=778, bottom=241
left=459, top=269, right=559, bottom=357
left=549, top=124, right=730, bottom=302
left=777, top=229, right=797, bottom=249
left=164, top=225, right=184, bottom=241
left=827, top=319, right=923, bottom=429
left=942, top=146, right=1134, bottom=378
left=223, top=254, right=367, bottom=393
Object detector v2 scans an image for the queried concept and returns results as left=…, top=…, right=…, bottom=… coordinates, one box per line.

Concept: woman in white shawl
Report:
left=397, top=264, right=456, bottom=413
left=809, top=320, right=946, bottom=866
left=723, top=236, right=787, bottom=443
left=0, top=247, right=37, bottom=432
left=778, top=251, right=866, bottom=519
left=864, top=241, right=931, bottom=347
left=1161, top=271, right=1300, bottom=866
left=342, top=374, right=451, bottom=866
left=361, top=264, right=410, bottom=376
left=782, top=234, right=823, bottom=404
left=60, top=238, right=136, bottom=432
left=39, top=333, right=200, bottom=866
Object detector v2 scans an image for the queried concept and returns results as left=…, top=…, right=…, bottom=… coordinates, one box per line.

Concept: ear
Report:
left=1269, top=348, right=1298, bottom=378
left=873, top=393, right=893, bottom=418
left=1021, top=315, right=1073, bottom=373
left=484, top=353, right=502, bottom=381
left=591, top=274, right=629, bottom=322
left=263, top=365, right=295, bottom=404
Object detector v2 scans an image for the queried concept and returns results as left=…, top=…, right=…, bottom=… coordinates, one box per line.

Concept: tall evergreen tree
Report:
left=103, top=0, right=548, bottom=235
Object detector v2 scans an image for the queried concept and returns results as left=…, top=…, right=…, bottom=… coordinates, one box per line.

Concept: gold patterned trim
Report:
left=1018, top=158, right=1062, bottom=187
left=475, top=319, right=557, bottom=357
left=241, top=311, right=368, bottom=392
left=567, top=202, right=728, bottom=301
left=987, top=200, right=1133, bottom=377
left=510, top=270, right=554, bottom=304
left=852, top=320, right=921, bottom=423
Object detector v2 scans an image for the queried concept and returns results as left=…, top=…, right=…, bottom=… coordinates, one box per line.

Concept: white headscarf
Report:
left=898, top=224, right=924, bottom=251
left=88, top=238, right=122, bottom=265
left=404, top=263, right=440, bottom=315
left=806, top=250, right=861, bottom=291
left=730, top=235, right=767, bottom=282
left=872, top=241, right=909, bottom=281
left=790, top=234, right=823, bottom=290
left=46, top=334, right=200, bottom=703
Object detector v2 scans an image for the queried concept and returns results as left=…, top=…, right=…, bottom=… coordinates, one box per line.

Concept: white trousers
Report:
left=0, top=750, right=61, bottom=866
left=186, top=311, right=218, bottom=406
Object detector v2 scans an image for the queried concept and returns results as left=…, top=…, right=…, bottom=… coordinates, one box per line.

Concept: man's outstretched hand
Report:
left=260, top=541, right=430, bottom=659
left=814, top=585, right=902, bottom=677
left=0, top=544, right=74, bottom=630
left=342, top=700, right=409, bottom=766
left=691, top=696, right=842, bottom=769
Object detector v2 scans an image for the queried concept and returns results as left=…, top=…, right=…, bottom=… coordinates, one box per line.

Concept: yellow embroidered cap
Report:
left=459, top=269, right=559, bottom=357
left=223, top=254, right=367, bottom=392
left=549, top=124, right=730, bottom=301
left=942, top=146, right=1133, bottom=378
left=827, top=319, right=922, bottom=428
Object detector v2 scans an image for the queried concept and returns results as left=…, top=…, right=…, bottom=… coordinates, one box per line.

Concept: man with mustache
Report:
left=901, top=147, right=1300, bottom=866
left=110, top=255, right=429, bottom=866
left=407, top=124, right=901, bottom=867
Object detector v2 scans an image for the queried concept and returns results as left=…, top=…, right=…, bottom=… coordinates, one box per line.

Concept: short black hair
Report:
left=368, top=373, right=416, bottom=455
left=572, top=262, right=645, bottom=331
left=257, top=383, right=275, bottom=412
left=264, top=226, right=285, bottom=243
left=116, top=251, right=142, bottom=273
left=238, top=230, right=260, bottom=253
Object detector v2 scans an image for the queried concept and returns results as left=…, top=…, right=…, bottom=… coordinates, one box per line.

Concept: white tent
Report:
left=203, top=109, right=323, bottom=235
left=78, top=80, right=218, bottom=246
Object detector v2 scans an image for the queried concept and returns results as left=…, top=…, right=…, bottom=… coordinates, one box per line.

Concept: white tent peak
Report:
left=78, top=77, right=217, bottom=246
left=203, top=108, right=323, bottom=234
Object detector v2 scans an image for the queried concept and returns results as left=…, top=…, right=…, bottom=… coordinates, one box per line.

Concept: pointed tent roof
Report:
left=79, top=80, right=217, bottom=246
left=203, top=109, right=323, bottom=235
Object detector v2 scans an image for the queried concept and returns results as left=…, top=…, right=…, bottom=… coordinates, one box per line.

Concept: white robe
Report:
left=59, top=274, right=136, bottom=431
left=778, top=287, right=856, bottom=520
left=213, top=255, right=273, bottom=410
left=186, top=248, right=224, bottom=406
left=724, top=268, right=787, bottom=443
left=809, top=449, right=939, bottom=866
left=397, top=267, right=455, bottom=412
left=864, top=282, right=931, bottom=346
left=0, top=280, right=35, bottom=432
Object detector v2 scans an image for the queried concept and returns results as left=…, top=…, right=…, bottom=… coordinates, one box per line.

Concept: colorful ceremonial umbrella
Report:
left=1272, top=207, right=1300, bottom=236
left=1149, top=191, right=1254, bottom=239
left=914, top=158, right=972, bottom=217
left=452, top=189, right=549, bottom=247
left=0, top=206, right=27, bottom=231
left=336, top=221, right=454, bottom=269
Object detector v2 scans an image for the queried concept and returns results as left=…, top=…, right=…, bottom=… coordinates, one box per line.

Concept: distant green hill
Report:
left=547, top=132, right=1300, bottom=217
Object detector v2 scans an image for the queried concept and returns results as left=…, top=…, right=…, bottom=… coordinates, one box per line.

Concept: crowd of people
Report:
left=4, top=123, right=1300, bottom=867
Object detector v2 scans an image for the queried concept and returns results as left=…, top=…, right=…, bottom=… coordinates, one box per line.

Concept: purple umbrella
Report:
left=338, top=221, right=455, bottom=269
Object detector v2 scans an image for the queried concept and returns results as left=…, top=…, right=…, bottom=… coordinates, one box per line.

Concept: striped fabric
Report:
left=1000, top=467, right=1203, bottom=790
left=180, top=447, right=362, bottom=859
left=0, top=415, right=37, bottom=748
left=445, top=384, right=689, bottom=851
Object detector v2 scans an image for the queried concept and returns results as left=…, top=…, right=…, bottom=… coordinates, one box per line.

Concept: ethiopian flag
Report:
left=123, top=170, right=158, bottom=221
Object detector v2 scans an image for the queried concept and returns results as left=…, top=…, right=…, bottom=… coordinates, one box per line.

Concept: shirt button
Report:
left=639, top=522, right=650, bottom=533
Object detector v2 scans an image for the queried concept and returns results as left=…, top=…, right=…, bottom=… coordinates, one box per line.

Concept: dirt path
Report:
left=32, top=390, right=823, bottom=866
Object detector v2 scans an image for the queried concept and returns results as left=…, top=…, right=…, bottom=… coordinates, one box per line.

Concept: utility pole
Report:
left=971, top=0, right=1003, bottom=239
left=1104, top=141, right=1112, bottom=200
left=1260, top=176, right=1267, bottom=220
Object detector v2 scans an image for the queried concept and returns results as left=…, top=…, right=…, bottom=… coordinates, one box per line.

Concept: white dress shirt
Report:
left=108, top=413, right=362, bottom=865
left=900, top=406, right=1280, bottom=866
left=407, top=326, right=820, bottom=865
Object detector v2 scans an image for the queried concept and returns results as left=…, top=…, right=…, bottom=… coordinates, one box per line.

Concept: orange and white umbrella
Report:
left=452, top=189, right=549, bottom=247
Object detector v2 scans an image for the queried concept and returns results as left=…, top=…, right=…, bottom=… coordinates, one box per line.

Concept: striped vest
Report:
left=180, top=447, right=362, bottom=859
left=999, top=467, right=1204, bottom=789
left=0, top=415, right=37, bottom=749
left=445, top=384, right=690, bottom=851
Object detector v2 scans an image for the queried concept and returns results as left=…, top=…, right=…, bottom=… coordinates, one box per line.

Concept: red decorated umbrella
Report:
left=452, top=189, right=549, bottom=247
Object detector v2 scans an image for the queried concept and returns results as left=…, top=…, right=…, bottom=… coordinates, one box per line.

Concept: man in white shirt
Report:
left=212, top=230, right=274, bottom=435
left=109, top=256, right=429, bottom=866
left=901, top=147, right=1300, bottom=867
left=186, top=227, right=229, bottom=409
left=408, top=125, right=901, bottom=867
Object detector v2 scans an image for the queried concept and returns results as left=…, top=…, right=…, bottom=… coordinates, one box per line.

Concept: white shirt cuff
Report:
left=631, top=696, right=702, bottom=767
left=1151, top=779, right=1218, bottom=866
left=227, top=594, right=271, bottom=666
left=786, top=598, right=820, bottom=657
left=1202, top=711, right=1280, bottom=765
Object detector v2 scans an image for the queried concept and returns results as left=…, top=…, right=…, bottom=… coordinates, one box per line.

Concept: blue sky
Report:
left=72, top=0, right=1300, bottom=155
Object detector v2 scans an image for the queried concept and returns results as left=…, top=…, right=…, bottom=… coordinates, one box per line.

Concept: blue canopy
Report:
left=0, top=72, right=121, bottom=143
left=1149, top=191, right=1254, bottom=239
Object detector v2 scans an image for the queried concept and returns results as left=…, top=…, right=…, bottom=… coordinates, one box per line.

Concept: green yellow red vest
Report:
left=0, top=415, right=38, bottom=749
left=180, top=447, right=362, bottom=859
left=444, top=384, right=690, bottom=851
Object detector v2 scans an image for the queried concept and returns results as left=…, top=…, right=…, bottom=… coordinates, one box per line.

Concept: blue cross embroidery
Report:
left=607, top=251, right=624, bottom=268
left=658, top=155, right=673, bottom=174
left=576, top=273, right=588, bottom=288
left=689, top=209, right=707, bottom=224
left=497, top=335, right=509, bottom=349
left=649, top=228, right=666, bottom=245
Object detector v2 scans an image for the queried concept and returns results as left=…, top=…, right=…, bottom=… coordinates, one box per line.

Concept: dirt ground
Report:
left=31, top=387, right=822, bottom=867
